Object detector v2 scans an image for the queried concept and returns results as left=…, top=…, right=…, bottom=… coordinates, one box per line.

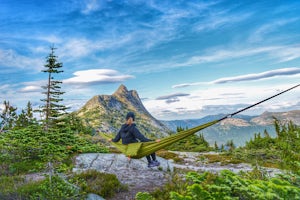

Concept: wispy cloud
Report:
left=195, top=10, right=253, bottom=31
left=249, top=18, right=299, bottom=42
left=173, top=67, right=300, bottom=88
left=82, top=0, right=101, bottom=14
left=130, top=44, right=300, bottom=74
left=0, top=49, right=43, bottom=69
left=156, top=93, right=190, bottom=100
left=186, top=46, right=281, bottom=65
left=63, top=69, right=134, bottom=85
left=19, top=85, right=42, bottom=93
left=156, top=93, right=190, bottom=104
left=212, top=67, right=300, bottom=84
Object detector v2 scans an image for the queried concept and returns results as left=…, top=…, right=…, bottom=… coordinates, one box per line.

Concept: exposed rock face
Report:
left=251, top=110, right=300, bottom=125
left=75, top=84, right=170, bottom=137
left=220, top=118, right=251, bottom=127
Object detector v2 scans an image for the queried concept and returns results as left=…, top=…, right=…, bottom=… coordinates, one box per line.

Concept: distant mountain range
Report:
left=162, top=111, right=300, bottom=146
left=75, top=84, right=300, bottom=147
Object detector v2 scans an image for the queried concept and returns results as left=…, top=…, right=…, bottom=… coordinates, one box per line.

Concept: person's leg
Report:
left=150, top=153, right=156, bottom=161
left=146, top=155, right=156, bottom=167
left=151, top=153, right=160, bottom=166
left=146, top=155, right=152, bottom=163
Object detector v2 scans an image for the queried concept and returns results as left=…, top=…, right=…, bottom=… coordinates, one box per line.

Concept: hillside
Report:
left=75, top=84, right=170, bottom=138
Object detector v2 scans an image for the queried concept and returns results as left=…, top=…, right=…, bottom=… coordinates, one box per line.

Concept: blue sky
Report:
left=0, top=0, right=300, bottom=120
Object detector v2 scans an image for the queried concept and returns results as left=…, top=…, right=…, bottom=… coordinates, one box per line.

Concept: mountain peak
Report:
left=113, top=84, right=128, bottom=96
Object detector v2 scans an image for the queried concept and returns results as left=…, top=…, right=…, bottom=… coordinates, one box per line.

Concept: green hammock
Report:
left=100, top=119, right=219, bottom=159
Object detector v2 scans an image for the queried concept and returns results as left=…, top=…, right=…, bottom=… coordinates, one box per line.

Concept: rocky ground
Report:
left=73, top=152, right=282, bottom=200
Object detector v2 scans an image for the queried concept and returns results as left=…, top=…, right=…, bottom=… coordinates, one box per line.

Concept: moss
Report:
left=203, top=154, right=243, bottom=165
left=156, top=150, right=184, bottom=163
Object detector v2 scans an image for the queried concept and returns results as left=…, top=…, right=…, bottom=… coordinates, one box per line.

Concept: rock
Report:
left=73, top=153, right=173, bottom=173
left=73, top=153, right=174, bottom=200
left=86, top=193, right=105, bottom=200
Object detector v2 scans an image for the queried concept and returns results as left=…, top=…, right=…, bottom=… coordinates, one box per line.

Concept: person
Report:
left=109, top=112, right=160, bottom=168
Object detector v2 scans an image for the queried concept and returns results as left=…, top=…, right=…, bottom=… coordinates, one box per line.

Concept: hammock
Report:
left=100, top=120, right=219, bottom=159
left=100, top=83, right=300, bottom=159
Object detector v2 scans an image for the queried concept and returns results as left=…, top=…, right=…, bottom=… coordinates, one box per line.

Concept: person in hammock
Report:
left=109, top=112, right=160, bottom=168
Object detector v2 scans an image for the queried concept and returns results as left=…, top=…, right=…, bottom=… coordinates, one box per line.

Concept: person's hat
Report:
left=126, top=112, right=135, bottom=121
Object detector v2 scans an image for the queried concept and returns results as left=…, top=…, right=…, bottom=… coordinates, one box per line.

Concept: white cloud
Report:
left=274, top=46, right=300, bottom=62
left=173, top=67, right=300, bottom=88
left=249, top=18, right=299, bottom=42
left=81, top=0, right=101, bottom=14
left=36, top=35, right=63, bottom=44
left=186, top=46, right=281, bottom=65
left=211, top=67, right=300, bottom=84
left=195, top=10, right=253, bottom=31
left=63, top=69, right=134, bottom=85
left=19, top=85, right=42, bottom=93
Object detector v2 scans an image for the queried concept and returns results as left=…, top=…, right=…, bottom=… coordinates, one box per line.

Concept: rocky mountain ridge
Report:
left=162, top=110, right=300, bottom=146
left=162, top=110, right=300, bottom=131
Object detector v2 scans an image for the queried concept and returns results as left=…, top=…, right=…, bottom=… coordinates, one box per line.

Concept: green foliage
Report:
left=233, top=120, right=300, bottom=174
left=70, top=169, right=127, bottom=198
left=0, top=125, right=108, bottom=175
left=135, top=192, right=155, bottom=200
left=0, top=175, right=83, bottom=200
left=156, top=150, right=184, bottom=163
left=0, top=100, right=18, bottom=132
left=167, top=128, right=212, bottom=152
left=40, top=46, right=68, bottom=130
left=145, top=170, right=300, bottom=200
left=201, top=153, right=243, bottom=165
left=0, top=170, right=128, bottom=200
left=19, top=175, right=82, bottom=200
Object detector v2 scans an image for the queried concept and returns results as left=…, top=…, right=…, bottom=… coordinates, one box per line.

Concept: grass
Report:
left=202, top=153, right=244, bottom=165
left=156, top=149, right=184, bottom=163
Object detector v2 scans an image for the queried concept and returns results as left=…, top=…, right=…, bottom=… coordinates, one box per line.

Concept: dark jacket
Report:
left=112, top=123, right=151, bottom=145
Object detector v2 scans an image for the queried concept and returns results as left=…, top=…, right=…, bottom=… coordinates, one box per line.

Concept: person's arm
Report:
left=110, top=130, right=121, bottom=142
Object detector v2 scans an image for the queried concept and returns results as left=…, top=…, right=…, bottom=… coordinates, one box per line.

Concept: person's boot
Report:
left=153, top=160, right=160, bottom=166
left=148, top=161, right=156, bottom=168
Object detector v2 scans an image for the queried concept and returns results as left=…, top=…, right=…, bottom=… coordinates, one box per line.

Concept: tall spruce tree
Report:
left=40, top=47, right=67, bottom=130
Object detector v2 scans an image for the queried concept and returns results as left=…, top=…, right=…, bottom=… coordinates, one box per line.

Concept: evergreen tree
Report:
left=40, top=47, right=68, bottom=130
left=225, top=139, right=235, bottom=151
left=221, top=144, right=224, bottom=152
left=214, top=141, right=219, bottom=151
left=15, top=101, right=37, bottom=128
left=0, top=100, right=17, bottom=132
left=263, top=129, right=270, bottom=138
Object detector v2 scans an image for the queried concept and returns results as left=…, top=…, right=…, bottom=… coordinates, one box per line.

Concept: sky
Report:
left=0, top=0, right=300, bottom=120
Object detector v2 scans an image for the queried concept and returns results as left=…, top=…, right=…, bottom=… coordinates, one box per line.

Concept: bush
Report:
left=70, top=169, right=128, bottom=198
left=0, top=174, right=83, bottom=200
left=140, top=170, right=300, bottom=200
left=0, top=125, right=108, bottom=175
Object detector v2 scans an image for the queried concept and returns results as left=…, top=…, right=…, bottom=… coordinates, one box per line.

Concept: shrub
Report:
left=0, top=174, right=83, bottom=200
left=70, top=169, right=128, bottom=198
